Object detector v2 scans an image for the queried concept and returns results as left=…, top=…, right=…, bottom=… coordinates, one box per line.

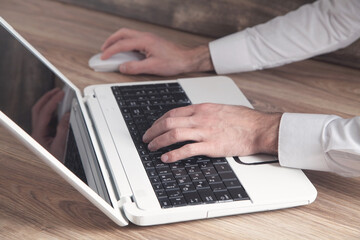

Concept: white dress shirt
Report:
left=209, top=0, right=360, bottom=176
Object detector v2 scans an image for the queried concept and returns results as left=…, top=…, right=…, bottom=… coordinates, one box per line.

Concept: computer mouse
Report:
left=88, top=51, right=145, bottom=72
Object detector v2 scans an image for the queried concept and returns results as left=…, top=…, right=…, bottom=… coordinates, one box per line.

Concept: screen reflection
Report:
left=0, top=25, right=87, bottom=183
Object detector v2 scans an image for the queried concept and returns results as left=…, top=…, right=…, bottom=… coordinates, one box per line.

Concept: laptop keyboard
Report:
left=112, top=83, right=249, bottom=208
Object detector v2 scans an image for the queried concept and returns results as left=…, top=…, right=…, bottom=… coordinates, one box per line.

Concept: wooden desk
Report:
left=1, top=0, right=360, bottom=239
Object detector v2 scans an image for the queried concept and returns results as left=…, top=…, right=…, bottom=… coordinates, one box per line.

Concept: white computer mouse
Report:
left=88, top=51, right=145, bottom=72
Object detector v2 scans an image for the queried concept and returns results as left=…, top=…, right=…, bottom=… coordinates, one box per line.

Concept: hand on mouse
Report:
left=142, top=103, right=282, bottom=163
left=101, top=28, right=214, bottom=76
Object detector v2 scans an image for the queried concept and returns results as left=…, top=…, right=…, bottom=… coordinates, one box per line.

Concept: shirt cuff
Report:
left=278, top=112, right=339, bottom=172
left=209, top=31, right=256, bottom=74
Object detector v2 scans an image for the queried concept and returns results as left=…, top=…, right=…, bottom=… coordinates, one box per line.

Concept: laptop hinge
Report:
left=118, top=195, right=134, bottom=207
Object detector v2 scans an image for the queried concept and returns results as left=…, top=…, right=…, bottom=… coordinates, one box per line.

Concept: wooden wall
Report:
left=56, top=0, right=360, bottom=69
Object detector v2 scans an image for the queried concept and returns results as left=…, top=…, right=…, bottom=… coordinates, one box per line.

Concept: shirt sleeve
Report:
left=209, top=0, right=360, bottom=74
left=279, top=113, right=360, bottom=177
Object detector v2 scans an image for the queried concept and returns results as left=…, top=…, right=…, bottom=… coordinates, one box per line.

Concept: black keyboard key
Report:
left=183, top=192, right=202, bottom=205
left=194, top=180, right=210, bottom=189
left=210, top=182, right=227, bottom=192
left=166, top=189, right=183, bottom=199
left=120, top=107, right=130, bottom=114
left=199, top=161, right=213, bottom=169
left=179, top=183, right=196, bottom=193
left=156, top=166, right=172, bottom=175
left=172, top=168, right=187, bottom=177
left=163, top=181, right=179, bottom=190
left=228, top=188, right=249, bottom=200
left=149, top=176, right=160, bottom=184
left=214, top=163, right=233, bottom=173
left=206, top=175, right=222, bottom=184
left=214, top=190, right=232, bottom=202
left=159, top=197, right=172, bottom=208
left=223, top=179, right=242, bottom=188
left=176, top=176, right=192, bottom=185
left=146, top=168, right=157, bottom=177
left=136, top=143, right=147, bottom=151
left=202, top=168, right=217, bottom=176
left=170, top=197, right=187, bottom=207
left=159, top=173, right=176, bottom=182
left=189, top=172, right=206, bottom=181
left=153, top=183, right=164, bottom=191
left=219, top=171, right=238, bottom=181
left=143, top=161, right=154, bottom=169
left=186, top=166, right=201, bottom=174
left=169, top=161, right=185, bottom=169
left=122, top=113, right=132, bottom=120
left=139, top=149, right=150, bottom=156
left=198, top=189, right=217, bottom=203
left=142, top=155, right=151, bottom=162
left=150, top=153, right=163, bottom=162
left=183, top=159, right=198, bottom=167
left=155, top=189, right=166, bottom=198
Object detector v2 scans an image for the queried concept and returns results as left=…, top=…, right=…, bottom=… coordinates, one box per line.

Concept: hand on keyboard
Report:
left=143, top=103, right=282, bottom=163
left=112, top=84, right=250, bottom=207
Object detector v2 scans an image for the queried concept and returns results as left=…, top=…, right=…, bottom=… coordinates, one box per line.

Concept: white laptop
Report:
left=0, top=17, right=317, bottom=226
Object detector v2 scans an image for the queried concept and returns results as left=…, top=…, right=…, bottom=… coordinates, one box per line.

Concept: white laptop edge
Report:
left=0, top=17, right=129, bottom=226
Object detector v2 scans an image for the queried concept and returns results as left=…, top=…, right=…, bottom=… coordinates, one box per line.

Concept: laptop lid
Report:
left=0, top=17, right=128, bottom=226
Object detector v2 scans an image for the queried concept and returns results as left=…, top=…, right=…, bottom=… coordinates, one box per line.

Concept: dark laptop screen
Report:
left=0, top=24, right=89, bottom=184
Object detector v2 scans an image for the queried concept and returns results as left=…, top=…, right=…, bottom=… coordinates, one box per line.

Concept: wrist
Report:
left=256, top=112, right=282, bottom=155
left=186, top=45, right=214, bottom=73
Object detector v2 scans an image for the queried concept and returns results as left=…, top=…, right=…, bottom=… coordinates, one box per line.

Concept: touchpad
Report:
left=235, top=154, right=278, bottom=165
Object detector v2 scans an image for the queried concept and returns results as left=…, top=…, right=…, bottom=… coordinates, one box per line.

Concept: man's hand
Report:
left=101, top=28, right=214, bottom=76
left=31, top=88, right=70, bottom=162
left=143, top=103, right=282, bottom=163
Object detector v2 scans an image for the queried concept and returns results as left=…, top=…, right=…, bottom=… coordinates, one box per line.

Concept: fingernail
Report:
left=142, top=133, right=148, bottom=143
left=147, top=142, right=154, bottom=151
left=161, top=154, right=169, bottom=163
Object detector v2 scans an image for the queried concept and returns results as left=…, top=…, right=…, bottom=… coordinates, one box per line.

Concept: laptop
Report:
left=0, top=17, right=317, bottom=226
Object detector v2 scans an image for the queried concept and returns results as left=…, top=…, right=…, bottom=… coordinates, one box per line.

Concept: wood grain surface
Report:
left=0, top=0, right=360, bottom=239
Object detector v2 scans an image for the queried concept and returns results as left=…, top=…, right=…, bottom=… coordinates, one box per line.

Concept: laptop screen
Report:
left=0, top=23, right=110, bottom=203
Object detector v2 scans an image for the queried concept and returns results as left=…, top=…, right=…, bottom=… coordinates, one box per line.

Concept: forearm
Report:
left=256, top=112, right=282, bottom=155
left=185, top=45, right=214, bottom=73
left=209, top=0, right=360, bottom=74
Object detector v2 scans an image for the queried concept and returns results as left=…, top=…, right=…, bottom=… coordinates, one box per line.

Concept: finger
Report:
left=32, top=88, right=61, bottom=117
left=153, top=105, right=195, bottom=125
left=37, top=90, right=65, bottom=134
left=147, top=128, right=203, bottom=151
left=101, top=38, right=145, bottom=60
left=118, top=59, right=157, bottom=75
left=161, top=142, right=216, bottom=163
left=143, top=105, right=196, bottom=142
left=101, top=28, right=141, bottom=51
left=143, top=116, right=194, bottom=143
left=119, top=58, right=181, bottom=77
left=51, top=112, right=70, bottom=162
